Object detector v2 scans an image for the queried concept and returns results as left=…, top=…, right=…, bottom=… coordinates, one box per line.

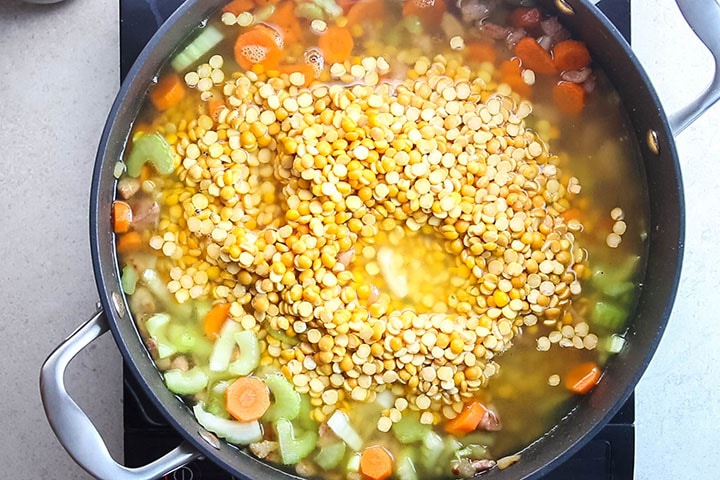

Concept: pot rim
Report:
left=89, top=0, right=685, bottom=478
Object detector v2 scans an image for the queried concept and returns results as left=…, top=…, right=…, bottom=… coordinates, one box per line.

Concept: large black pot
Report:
left=40, top=0, right=720, bottom=479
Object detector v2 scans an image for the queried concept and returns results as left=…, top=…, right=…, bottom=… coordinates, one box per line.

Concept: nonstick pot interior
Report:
left=90, top=1, right=684, bottom=478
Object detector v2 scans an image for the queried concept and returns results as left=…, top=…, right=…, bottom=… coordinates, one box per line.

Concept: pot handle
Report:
left=669, top=0, right=720, bottom=135
left=40, top=309, right=202, bottom=480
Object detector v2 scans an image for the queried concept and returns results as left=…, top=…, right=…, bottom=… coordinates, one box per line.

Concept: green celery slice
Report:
left=315, top=442, right=346, bottom=470
left=121, top=265, right=138, bottom=295
left=262, top=373, right=302, bottom=422
left=392, top=410, right=431, bottom=444
left=228, top=330, right=260, bottom=376
left=171, top=25, right=224, bottom=72
left=145, top=313, right=176, bottom=359
left=193, top=402, right=262, bottom=445
left=275, top=418, right=318, bottom=465
left=125, top=132, right=174, bottom=177
left=208, top=320, right=243, bottom=372
left=164, top=367, right=209, bottom=395
left=396, top=448, right=419, bottom=480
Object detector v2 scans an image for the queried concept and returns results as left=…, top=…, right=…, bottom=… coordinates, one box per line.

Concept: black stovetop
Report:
left=120, top=1, right=634, bottom=479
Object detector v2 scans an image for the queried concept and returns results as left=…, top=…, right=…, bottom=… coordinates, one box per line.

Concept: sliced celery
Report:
left=145, top=313, right=176, bottom=359
left=264, top=324, right=299, bottom=345
left=275, top=418, right=318, bottom=465
left=142, top=269, right=193, bottom=319
left=263, top=373, right=301, bottom=422
left=295, top=393, right=319, bottom=431
left=592, top=301, right=626, bottom=330
left=314, top=441, right=346, bottom=470
left=171, top=25, right=224, bottom=72
left=392, top=410, right=431, bottom=444
left=121, top=265, right=138, bottom=295
left=327, top=410, right=363, bottom=451
left=418, top=431, right=443, bottom=472
left=125, top=132, right=174, bottom=177
left=208, top=320, right=243, bottom=372
left=204, top=382, right=231, bottom=418
left=167, top=323, right=200, bottom=353
left=193, top=402, right=262, bottom=445
left=228, top=330, right=260, bottom=376
left=164, top=367, right=209, bottom=395
left=396, top=449, right=419, bottom=480
left=455, top=444, right=489, bottom=460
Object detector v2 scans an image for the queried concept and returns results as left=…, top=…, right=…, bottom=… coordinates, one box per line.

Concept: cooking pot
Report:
left=40, top=0, right=720, bottom=479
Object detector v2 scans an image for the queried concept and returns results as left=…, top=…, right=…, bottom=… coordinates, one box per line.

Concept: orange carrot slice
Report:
left=112, top=200, right=133, bottom=233
left=318, top=26, right=354, bottom=64
left=500, top=58, right=533, bottom=98
left=565, top=361, right=601, bottom=394
left=267, top=1, right=303, bottom=44
left=553, top=81, right=586, bottom=115
left=116, top=231, right=143, bottom=253
left=444, top=402, right=488, bottom=437
left=226, top=376, right=271, bottom=422
left=346, top=0, right=385, bottom=27
left=203, top=303, right=231, bottom=338
left=149, top=74, right=186, bottom=111
left=465, top=42, right=497, bottom=64
left=234, top=25, right=284, bottom=71
left=360, top=445, right=393, bottom=480
left=514, top=37, right=556, bottom=74
left=222, top=0, right=255, bottom=15
left=553, top=39, right=591, bottom=71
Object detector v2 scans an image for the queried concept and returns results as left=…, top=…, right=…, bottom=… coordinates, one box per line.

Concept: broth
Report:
left=113, top=0, right=648, bottom=478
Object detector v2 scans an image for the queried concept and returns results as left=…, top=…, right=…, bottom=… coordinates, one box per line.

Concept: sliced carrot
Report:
left=565, top=361, right=601, bottom=394
left=116, top=231, right=143, bottom=253
left=267, top=1, right=303, bottom=44
left=359, top=445, right=393, bottom=480
left=444, top=401, right=488, bottom=437
left=553, top=81, right=586, bottom=115
left=112, top=200, right=133, bottom=233
left=500, top=58, right=533, bottom=98
left=561, top=208, right=582, bottom=222
left=207, top=99, right=226, bottom=122
left=465, top=42, right=497, bottom=64
left=226, top=376, right=271, bottom=422
left=514, top=37, right=556, bottom=74
left=277, top=64, right=317, bottom=87
left=402, top=0, right=447, bottom=30
left=318, top=26, right=354, bottom=64
left=203, top=303, right=231, bottom=338
left=552, top=39, right=591, bottom=71
left=222, top=0, right=255, bottom=15
left=149, top=74, right=186, bottom=111
left=346, top=0, right=385, bottom=27
left=234, top=25, right=284, bottom=71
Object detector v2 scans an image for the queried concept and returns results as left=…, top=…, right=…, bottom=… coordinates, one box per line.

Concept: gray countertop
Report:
left=1, top=0, right=717, bottom=478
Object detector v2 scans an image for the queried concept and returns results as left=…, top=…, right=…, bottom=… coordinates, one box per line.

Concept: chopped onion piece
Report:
left=327, top=410, right=363, bottom=451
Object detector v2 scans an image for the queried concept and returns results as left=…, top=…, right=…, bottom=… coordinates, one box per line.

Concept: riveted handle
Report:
left=669, top=0, right=720, bottom=135
left=40, top=310, right=202, bottom=480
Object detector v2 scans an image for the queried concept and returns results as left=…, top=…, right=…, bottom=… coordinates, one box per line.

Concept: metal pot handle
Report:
left=39, top=310, right=202, bottom=480
left=669, top=0, right=720, bottom=135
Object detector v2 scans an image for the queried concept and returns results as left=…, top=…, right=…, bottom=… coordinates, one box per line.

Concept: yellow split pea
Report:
left=151, top=52, right=590, bottom=424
